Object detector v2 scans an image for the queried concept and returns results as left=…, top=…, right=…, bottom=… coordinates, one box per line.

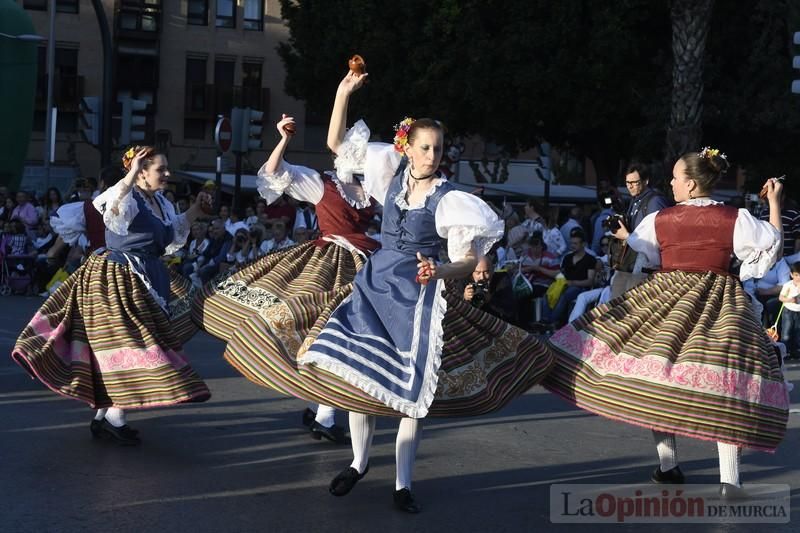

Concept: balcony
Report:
left=184, top=84, right=270, bottom=119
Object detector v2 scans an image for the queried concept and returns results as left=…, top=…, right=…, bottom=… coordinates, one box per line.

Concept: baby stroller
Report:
left=0, top=250, right=35, bottom=296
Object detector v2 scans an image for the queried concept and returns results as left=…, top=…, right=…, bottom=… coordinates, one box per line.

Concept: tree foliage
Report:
left=278, top=0, right=800, bottom=191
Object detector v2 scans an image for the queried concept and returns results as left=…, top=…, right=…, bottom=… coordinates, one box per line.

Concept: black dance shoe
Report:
left=90, top=419, right=106, bottom=439
left=302, top=408, right=316, bottom=428
left=101, top=420, right=141, bottom=446
left=719, top=483, right=749, bottom=501
left=310, top=422, right=350, bottom=444
left=329, top=464, right=369, bottom=496
left=650, top=466, right=685, bottom=484
left=393, top=488, right=421, bottom=514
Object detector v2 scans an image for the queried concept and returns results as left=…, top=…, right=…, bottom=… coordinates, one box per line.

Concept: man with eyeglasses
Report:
left=609, top=161, right=669, bottom=299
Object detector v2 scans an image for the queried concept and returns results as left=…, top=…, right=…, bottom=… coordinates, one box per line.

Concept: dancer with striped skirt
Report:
left=192, top=107, right=383, bottom=443
left=224, top=72, right=554, bottom=513
left=12, top=147, right=212, bottom=445
left=543, top=148, right=790, bottom=498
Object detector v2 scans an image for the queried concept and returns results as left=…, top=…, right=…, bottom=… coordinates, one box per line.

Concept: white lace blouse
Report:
left=627, top=198, right=782, bottom=281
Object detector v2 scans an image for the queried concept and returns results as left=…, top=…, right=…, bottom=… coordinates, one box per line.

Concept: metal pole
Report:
left=215, top=153, right=222, bottom=209
left=233, top=152, right=242, bottom=214
left=90, top=0, right=113, bottom=167
left=43, top=0, right=56, bottom=192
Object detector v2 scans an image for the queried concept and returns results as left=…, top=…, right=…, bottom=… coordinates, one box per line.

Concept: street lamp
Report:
left=0, top=31, right=44, bottom=42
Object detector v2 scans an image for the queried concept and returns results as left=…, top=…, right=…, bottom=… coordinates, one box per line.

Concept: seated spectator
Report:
left=518, top=234, right=560, bottom=325
left=742, top=258, right=789, bottom=326
left=44, top=187, right=63, bottom=219
left=522, top=198, right=546, bottom=235
left=186, top=218, right=232, bottom=286
left=461, top=256, right=517, bottom=325
left=260, top=219, right=295, bottom=255
left=542, top=212, right=567, bottom=258
left=543, top=231, right=596, bottom=327
left=294, top=202, right=318, bottom=237
left=222, top=227, right=258, bottom=273
left=265, top=195, right=296, bottom=228
left=176, top=196, right=190, bottom=214
left=248, top=224, right=267, bottom=256
left=570, top=226, right=597, bottom=257
left=568, top=237, right=613, bottom=323
left=11, top=191, right=39, bottom=239
left=559, top=206, right=583, bottom=244
left=293, top=226, right=310, bottom=245
left=244, top=205, right=258, bottom=227
left=182, top=221, right=210, bottom=264
left=0, top=195, right=15, bottom=223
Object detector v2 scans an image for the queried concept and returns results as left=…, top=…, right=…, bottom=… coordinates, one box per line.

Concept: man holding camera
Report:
left=608, top=162, right=669, bottom=299
left=462, top=256, right=517, bottom=325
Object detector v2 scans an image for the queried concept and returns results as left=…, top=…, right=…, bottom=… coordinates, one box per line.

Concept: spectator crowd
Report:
left=4, top=163, right=799, bottom=353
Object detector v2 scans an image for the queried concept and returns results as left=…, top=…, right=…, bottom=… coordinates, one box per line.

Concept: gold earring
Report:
left=689, top=190, right=694, bottom=200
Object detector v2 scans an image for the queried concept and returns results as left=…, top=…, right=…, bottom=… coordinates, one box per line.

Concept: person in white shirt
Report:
left=778, top=261, right=800, bottom=358
left=259, top=219, right=295, bottom=255
left=559, top=206, right=583, bottom=244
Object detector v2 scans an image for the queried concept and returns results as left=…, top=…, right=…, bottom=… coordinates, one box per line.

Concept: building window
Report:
left=56, top=0, right=79, bottom=13
left=34, top=46, right=80, bottom=133
left=187, top=0, right=208, bottom=26
left=242, top=62, right=262, bottom=108
left=184, top=119, right=206, bottom=140
left=214, top=59, right=235, bottom=114
left=23, top=0, right=47, bottom=9
left=215, top=0, right=235, bottom=28
left=184, top=57, right=207, bottom=140
left=243, top=0, right=263, bottom=31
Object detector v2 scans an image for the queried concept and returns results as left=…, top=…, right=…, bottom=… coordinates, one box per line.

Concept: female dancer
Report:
left=224, top=72, right=553, bottom=512
left=13, top=147, right=211, bottom=445
left=543, top=148, right=789, bottom=497
left=192, top=87, right=384, bottom=442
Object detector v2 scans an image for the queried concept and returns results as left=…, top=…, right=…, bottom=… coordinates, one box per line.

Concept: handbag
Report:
left=511, top=261, right=533, bottom=300
left=766, top=304, right=784, bottom=342
left=546, top=276, right=569, bottom=309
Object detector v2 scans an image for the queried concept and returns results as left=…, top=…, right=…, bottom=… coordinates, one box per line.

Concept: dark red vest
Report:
left=84, top=199, right=105, bottom=250
left=313, top=176, right=380, bottom=253
left=654, top=204, right=738, bottom=275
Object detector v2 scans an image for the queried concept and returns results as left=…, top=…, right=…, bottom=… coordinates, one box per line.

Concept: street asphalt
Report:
left=0, top=295, right=798, bottom=533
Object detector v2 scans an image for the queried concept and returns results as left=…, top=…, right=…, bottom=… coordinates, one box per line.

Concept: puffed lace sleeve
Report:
left=434, top=191, right=505, bottom=262
left=626, top=211, right=661, bottom=270
left=333, top=119, right=403, bottom=205
left=49, top=201, right=86, bottom=246
left=92, top=180, right=138, bottom=236
left=160, top=195, right=190, bottom=255
left=734, top=208, right=782, bottom=281
left=256, top=159, right=324, bottom=205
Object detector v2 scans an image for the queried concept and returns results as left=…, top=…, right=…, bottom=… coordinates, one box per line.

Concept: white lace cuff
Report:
left=93, top=181, right=138, bottom=236
left=734, top=209, right=783, bottom=282
left=739, top=231, right=782, bottom=281
left=256, top=160, right=294, bottom=204
left=333, top=119, right=370, bottom=184
left=50, top=201, right=87, bottom=246
left=435, top=191, right=505, bottom=262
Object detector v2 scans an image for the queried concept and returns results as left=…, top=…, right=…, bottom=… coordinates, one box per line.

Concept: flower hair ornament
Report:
left=699, top=146, right=727, bottom=162
left=393, top=117, right=415, bottom=154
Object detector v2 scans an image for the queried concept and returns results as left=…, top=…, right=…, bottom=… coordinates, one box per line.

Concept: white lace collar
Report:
left=394, top=166, right=447, bottom=210
left=678, top=198, right=721, bottom=207
left=325, top=171, right=371, bottom=209
left=134, top=187, right=172, bottom=226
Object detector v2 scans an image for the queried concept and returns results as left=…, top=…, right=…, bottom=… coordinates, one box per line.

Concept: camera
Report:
left=469, top=281, right=489, bottom=308
left=602, top=214, right=625, bottom=232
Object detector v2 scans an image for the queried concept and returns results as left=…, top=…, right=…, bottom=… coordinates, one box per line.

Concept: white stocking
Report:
left=348, top=412, right=375, bottom=474
left=105, top=407, right=128, bottom=428
left=652, top=430, right=678, bottom=471
left=396, top=418, right=423, bottom=491
left=717, top=442, right=742, bottom=487
left=314, top=405, right=336, bottom=428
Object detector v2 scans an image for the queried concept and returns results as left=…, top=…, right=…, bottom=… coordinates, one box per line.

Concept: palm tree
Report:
left=664, top=0, right=714, bottom=167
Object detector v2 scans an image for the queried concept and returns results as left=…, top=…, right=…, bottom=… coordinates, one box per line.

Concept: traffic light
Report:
left=793, top=32, right=800, bottom=94
left=119, top=96, right=147, bottom=145
left=79, top=96, right=100, bottom=146
left=535, top=141, right=552, bottom=182
left=230, top=107, right=263, bottom=153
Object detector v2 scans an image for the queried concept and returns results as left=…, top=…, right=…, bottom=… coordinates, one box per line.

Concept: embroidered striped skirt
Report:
left=223, top=256, right=553, bottom=419
left=191, top=241, right=365, bottom=342
left=543, top=271, right=790, bottom=451
left=12, top=252, right=210, bottom=409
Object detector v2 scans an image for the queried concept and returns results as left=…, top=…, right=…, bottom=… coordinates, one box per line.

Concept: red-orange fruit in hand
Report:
left=348, top=54, right=366, bottom=74
left=283, top=122, right=296, bottom=135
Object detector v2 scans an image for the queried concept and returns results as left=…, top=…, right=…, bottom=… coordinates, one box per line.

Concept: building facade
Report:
left=18, top=0, right=326, bottom=182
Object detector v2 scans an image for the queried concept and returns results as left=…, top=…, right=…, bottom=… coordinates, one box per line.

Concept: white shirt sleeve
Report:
left=434, top=191, right=505, bottom=262
left=734, top=208, right=782, bottom=281
left=255, top=159, right=325, bottom=205
left=160, top=195, right=190, bottom=255
left=92, top=181, right=139, bottom=236
left=626, top=211, right=661, bottom=269
left=361, top=143, right=404, bottom=206
left=49, top=202, right=87, bottom=246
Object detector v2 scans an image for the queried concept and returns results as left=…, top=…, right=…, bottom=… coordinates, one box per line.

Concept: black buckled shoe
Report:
left=101, top=420, right=141, bottom=446
left=310, top=421, right=350, bottom=444
left=329, top=464, right=369, bottom=496
left=651, top=466, right=685, bottom=484
left=301, top=408, right=316, bottom=428
left=719, top=483, right=749, bottom=501
left=393, top=488, right=421, bottom=514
